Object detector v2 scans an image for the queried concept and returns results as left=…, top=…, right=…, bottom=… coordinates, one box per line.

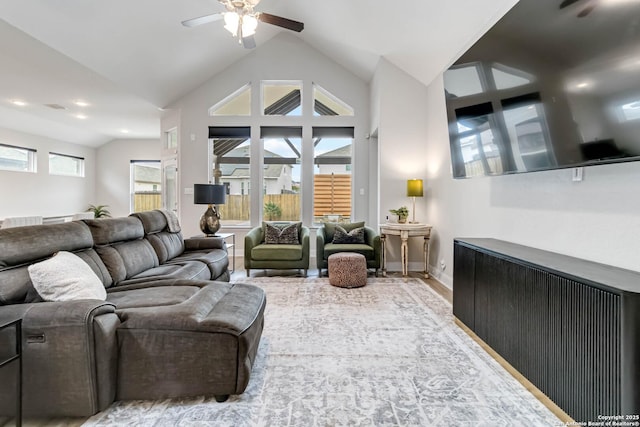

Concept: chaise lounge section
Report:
left=0, top=210, right=265, bottom=418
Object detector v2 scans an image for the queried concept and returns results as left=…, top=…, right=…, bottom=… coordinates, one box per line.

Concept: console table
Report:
left=380, top=223, right=432, bottom=278
left=453, top=238, right=640, bottom=423
left=0, top=318, right=22, bottom=427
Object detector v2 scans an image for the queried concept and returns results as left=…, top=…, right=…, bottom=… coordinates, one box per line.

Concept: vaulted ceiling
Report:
left=0, top=0, right=517, bottom=147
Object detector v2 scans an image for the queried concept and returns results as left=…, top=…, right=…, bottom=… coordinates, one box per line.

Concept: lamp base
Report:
left=200, top=205, right=221, bottom=236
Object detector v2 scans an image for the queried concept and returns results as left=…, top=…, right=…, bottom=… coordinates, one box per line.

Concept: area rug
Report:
left=83, top=277, right=562, bottom=427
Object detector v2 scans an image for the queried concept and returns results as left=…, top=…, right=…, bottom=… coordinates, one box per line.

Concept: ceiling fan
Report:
left=559, top=0, right=597, bottom=17
left=182, top=0, right=304, bottom=49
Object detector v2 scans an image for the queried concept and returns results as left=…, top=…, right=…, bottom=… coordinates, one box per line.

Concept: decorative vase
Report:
left=200, top=204, right=221, bottom=236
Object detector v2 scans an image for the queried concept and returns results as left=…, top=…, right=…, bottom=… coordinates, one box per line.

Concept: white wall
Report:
left=425, top=74, right=640, bottom=287
left=0, top=127, right=96, bottom=218
left=95, top=138, right=160, bottom=218
left=371, top=59, right=431, bottom=269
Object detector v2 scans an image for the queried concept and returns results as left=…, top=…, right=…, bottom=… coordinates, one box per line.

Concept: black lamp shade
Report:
left=194, top=184, right=226, bottom=205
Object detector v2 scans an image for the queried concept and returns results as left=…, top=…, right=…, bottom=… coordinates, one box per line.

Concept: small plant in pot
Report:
left=389, top=206, right=409, bottom=223
left=86, top=204, right=111, bottom=218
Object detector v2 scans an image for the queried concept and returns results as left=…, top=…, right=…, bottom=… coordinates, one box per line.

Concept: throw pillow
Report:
left=264, top=222, right=300, bottom=244
left=28, top=251, right=107, bottom=301
left=323, top=221, right=365, bottom=242
left=332, top=226, right=365, bottom=244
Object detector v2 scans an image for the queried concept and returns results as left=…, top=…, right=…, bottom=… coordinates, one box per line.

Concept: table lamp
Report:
left=407, top=179, right=423, bottom=224
left=194, top=184, right=226, bottom=236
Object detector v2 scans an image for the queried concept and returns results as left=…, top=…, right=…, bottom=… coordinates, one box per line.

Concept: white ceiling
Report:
left=0, top=0, right=517, bottom=147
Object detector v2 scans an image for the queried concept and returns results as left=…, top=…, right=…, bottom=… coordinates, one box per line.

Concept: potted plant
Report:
left=264, top=202, right=282, bottom=221
left=389, top=206, right=409, bottom=223
left=86, top=204, right=111, bottom=218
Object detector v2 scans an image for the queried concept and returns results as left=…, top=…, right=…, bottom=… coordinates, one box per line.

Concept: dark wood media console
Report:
left=453, top=238, right=640, bottom=423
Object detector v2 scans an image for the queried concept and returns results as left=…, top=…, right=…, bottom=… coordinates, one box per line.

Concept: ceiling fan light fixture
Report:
left=242, top=15, right=258, bottom=37
left=223, top=12, right=240, bottom=36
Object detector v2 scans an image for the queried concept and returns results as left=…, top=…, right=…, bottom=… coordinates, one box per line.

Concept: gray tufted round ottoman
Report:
left=328, top=252, right=367, bottom=288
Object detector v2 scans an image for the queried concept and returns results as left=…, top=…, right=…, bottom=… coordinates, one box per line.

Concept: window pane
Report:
left=620, top=100, right=640, bottom=122
left=210, top=84, right=251, bottom=116
left=314, top=135, right=352, bottom=224
left=166, top=128, right=177, bottom=150
left=492, top=65, right=534, bottom=90
left=313, top=83, right=354, bottom=116
left=131, top=161, right=162, bottom=212
left=213, top=137, right=251, bottom=226
left=49, top=153, right=84, bottom=177
left=503, top=104, right=554, bottom=171
left=444, top=65, right=484, bottom=97
left=163, top=162, right=177, bottom=213
left=263, top=135, right=301, bottom=221
left=263, top=82, right=302, bottom=116
left=0, top=144, right=36, bottom=172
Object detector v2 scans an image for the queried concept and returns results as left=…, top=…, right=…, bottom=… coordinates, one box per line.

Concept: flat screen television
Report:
left=444, top=0, right=640, bottom=178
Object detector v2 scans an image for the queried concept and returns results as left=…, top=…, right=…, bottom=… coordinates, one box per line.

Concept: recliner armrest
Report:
left=184, top=236, right=227, bottom=251
left=0, top=300, right=119, bottom=417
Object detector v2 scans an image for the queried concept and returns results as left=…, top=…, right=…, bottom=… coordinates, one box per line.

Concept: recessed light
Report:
left=120, top=129, right=130, bottom=134
left=576, top=82, right=589, bottom=88
left=11, top=99, right=27, bottom=106
left=75, top=113, right=88, bottom=120
left=74, top=100, right=90, bottom=107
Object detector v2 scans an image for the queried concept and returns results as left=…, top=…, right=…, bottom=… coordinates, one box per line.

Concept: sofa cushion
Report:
left=96, top=239, right=159, bottom=284
left=0, top=221, right=94, bottom=267
left=323, top=221, right=365, bottom=243
left=146, top=232, right=185, bottom=263
left=131, top=210, right=185, bottom=262
left=84, top=217, right=144, bottom=245
left=114, top=282, right=266, bottom=400
left=107, top=284, right=203, bottom=309
left=323, top=243, right=374, bottom=260
left=0, top=221, right=97, bottom=304
left=127, top=261, right=210, bottom=283
left=28, top=251, right=107, bottom=301
left=171, top=249, right=229, bottom=279
left=251, top=244, right=302, bottom=261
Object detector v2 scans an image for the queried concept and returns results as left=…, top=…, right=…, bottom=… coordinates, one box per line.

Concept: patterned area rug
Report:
left=83, top=277, right=562, bottom=426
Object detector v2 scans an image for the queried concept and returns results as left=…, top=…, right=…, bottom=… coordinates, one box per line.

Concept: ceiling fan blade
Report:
left=577, top=4, right=595, bottom=17
left=181, top=13, right=223, bottom=28
left=258, top=12, right=304, bottom=32
left=242, top=35, right=256, bottom=49
left=559, top=0, right=583, bottom=9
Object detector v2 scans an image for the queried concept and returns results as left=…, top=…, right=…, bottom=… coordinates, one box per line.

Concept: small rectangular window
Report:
left=49, top=152, right=84, bottom=177
left=166, top=128, right=178, bottom=150
left=0, top=143, right=37, bottom=172
left=131, top=160, right=162, bottom=212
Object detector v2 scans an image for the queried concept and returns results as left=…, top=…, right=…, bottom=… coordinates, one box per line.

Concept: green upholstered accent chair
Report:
left=317, top=221, right=381, bottom=277
left=245, top=222, right=310, bottom=276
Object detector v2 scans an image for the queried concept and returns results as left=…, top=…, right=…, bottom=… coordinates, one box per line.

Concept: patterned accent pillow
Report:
left=323, top=221, right=365, bottom=242
left=332, top=226, right=365, bottom=244
left=264, top=222, right=300, bottom=244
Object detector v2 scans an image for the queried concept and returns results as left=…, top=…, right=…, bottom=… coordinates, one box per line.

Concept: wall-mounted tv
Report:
left=444, top=0, right=640, bottom=178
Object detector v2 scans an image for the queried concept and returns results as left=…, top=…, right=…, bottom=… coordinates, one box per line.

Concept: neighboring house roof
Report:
left=317, top=144, right=351, bottom=157
left=133, top=164, right=161, bottom=184
left=219, top=146, right=291, bottom=179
